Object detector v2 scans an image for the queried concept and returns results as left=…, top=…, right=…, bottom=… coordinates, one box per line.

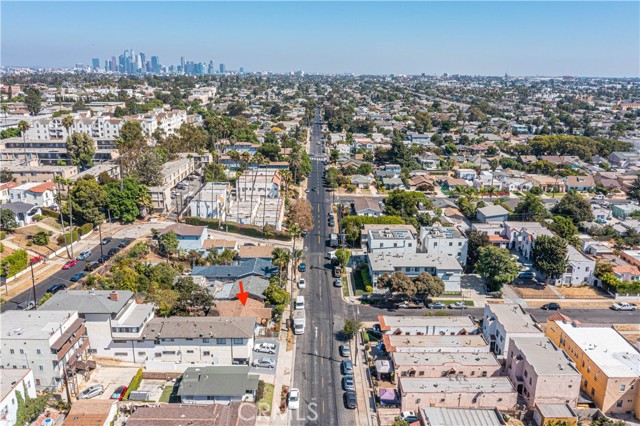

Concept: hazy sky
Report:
left=2, top=1, right=639, bottom=76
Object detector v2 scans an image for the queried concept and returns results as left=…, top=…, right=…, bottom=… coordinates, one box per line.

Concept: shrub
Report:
left=56, top=229, right=79, bottom=245
left=78, top=223, right=93, bottom=236
left=31, top=214, right=44, bottom=222
left=32, top=231, right=50, bottom=246
left=0, top=249, right=28, bottom=277
left=40, top=208, right=60, bottom=219
left=39, top=292, right=52, bottom=305
left=124, top=368, right=143, bottom=400
left=0, top=231, right=6, bottom=240
left=0, top=242, right=4, bottom=253
left=365, top=285, right=373, bottom=294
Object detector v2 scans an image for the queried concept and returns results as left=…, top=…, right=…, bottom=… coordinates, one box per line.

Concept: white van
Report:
left=295, top=296, right=305, bottom=310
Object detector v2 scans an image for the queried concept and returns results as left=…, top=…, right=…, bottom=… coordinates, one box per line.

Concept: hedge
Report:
left=123, top=368, right=143, bottom=400
left=78, top=223, right=93, bottom=236
left=184, top=217, right=292, bottom=241
left=40, top=208, right=60, bottom=220
left=0, top=249, right=28, bottom=277
left=56, top=229, right=79, bottom=246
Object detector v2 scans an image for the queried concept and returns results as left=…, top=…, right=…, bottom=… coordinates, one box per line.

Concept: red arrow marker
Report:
left=236, top=280, right=249, bottom=306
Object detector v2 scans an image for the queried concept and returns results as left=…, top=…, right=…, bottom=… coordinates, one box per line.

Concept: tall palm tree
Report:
left=262, top=157, right=271, bottom=224
left=240, top=151, right=251, bottom=221
left=61, top=114, right=74, bottom=141
left=489, top=158, right=500, bottom=200
left=17, top=120, right=30, bottom=166
left=249, top=153, right=264, bottom=225
left=271, top=247, right=290, bottom=288
left=1, top=102, right=8, bottom=126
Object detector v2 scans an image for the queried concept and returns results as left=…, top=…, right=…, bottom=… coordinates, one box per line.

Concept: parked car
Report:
left=287, top=388, right=300, bottom=410
left=447, top=301, right=468, bottom=310
left=85, top=261, right=99, bottom=272
left=339, top=344, right=351, bottom=357
left=70, top=272, right=86, bottom=282
left=301, top=231, right=308, bottom=237
left=62, top=259, right=78, bottom=270
left=341, top=360, right=353, bottom=375
left=398, top=300, right=423, bottom=309
left=427, top=302, right=446, bottom=309
left=298, top=263, right=306, bottom=273
left=101, top=237, right=112, bottom=245
left=118, top=239, right=132, bottom=248
left=342, top=375, right=355, bottom=391
left=328, top=218, right=335, bottom=227
left=611, top=302, right=637, bottom=311
left=110, top=385, right=128, bottom=401
left=253, top=342, right=277, bottom=354
left=541, top=303, right=561, bottom=310
left=176, top=183, right=187, bottom=190
left=107, top=247, right=121, bottom=257
left=78, top=384, right=104, bottom=399
left=400, top=411, right=420, bottom=423
left=344, top=391, right=357, bottom=409
left=97, top=255, right=109, bottom=264
left=333, top=267, right=342, bottom=278
left=252, top=358, right=276, bottom=369
left=334, top=278, right=343, bottom=287
left=46, top=283, right=65, bottom=294
left=298, top=278, right=306, bottom=289
left=77, top=250, right=91, bottom=261
left=518, top=271, right=535, bottom=280
left=17, top=300, right=36, bottom=311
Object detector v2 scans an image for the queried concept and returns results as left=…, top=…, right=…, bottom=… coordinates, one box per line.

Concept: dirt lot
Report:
left=555, top=285, right=610, bottom=299
left=526, top=300, right=614, bottom=308
left=41, top=217, right=63, bottom=230
left=510, top=284, right=559, bottom=299
left=11, top=225, right=63, bottom=256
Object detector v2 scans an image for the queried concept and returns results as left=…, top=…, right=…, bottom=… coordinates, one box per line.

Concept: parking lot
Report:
left=250, top=338, right=280, bottom=376
left=77, top=366, right=139, bottom=400
left=171, top=175, right=203, bottom=217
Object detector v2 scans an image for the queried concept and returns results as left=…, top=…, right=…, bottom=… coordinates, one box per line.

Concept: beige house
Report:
left=392, top=351, right=502, bottom=379
left=383, top=334, right=490, bottom=353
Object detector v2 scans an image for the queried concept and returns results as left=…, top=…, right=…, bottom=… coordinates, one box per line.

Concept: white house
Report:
left=557, top=245, right=595, bottom=286
left=189, top=182, right=230, bottom=220
left=159, top=223, right=208, bottom=252
left=482, top=303, right=543, bottom=358
left=8, top=182, right=57, bottom=208
left=455, top=169, right=478, bottom=181
left=0, top=369, right=36, bottom=425
left=419, top=226, right=468, bottom=267
left=366, top=228, right=418, bottom=254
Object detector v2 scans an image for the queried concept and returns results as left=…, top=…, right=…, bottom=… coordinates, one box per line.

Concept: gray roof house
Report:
left=0, top=201, right=41, bottom=227
left=382, top=177, right=405, bottom=190
left=192, top=259, right=278, bottom=282
left=476, top=204, right=510, bottom=223
left=177, top=366, right=259, bottom=404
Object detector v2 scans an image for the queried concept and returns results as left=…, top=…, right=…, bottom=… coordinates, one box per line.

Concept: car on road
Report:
left=344, top=391, right=357, bottom=409
left=85, top=261, right=99, bottom=272
left=298, top=278, right=306, bottom=289
left=176, top=183, right=187, bottom=190
left=110, top=385, right=128, bottom=401
left=339, top=344, right=351, bottom=357
left=62, top=259, right=78, bottom=270
left=334, top=278, right=342, bottom=287
left=78, top=384, right=104, bottom=399
left=77, top=250, right=91, bottom=261
left=305, top=188, right=310, bottom=193
left=70, top=272, right=86, bottom=282
left=333, top=267, right=342, bottom=278
left=447, top=301, right=468, bottom=309
left=518, top=271, right=535, bottom=280
left=118, top=239, right=132, bottom=248
left=298, top=263, right=306, bottom=273
left=254, top=342, right=277, bottom=354
left=341, top=360, right=353, bottom=375
left=342, top=375, right=355, bottom=391
left=427, top=302, right=446, bottom=309
left=97, top=255, right=109, bottom=264
left=46, top=283, right=65, bottom=294
left=252, top=358, right=276, bottom=369
left=287, top=388, right=300, bottom=410
left=107, top=247, right=121, bottom=257
left=328, top=218, right=335, bottom=227
left=541, top=303, right=561, bottom=310
left=101, top=237, right=112, bottom=245
left=400, top=411, right=420, bottom=423
left=17, top=300, right=36, bottom=311
left=301, top=231, right=308, bottom=237
left=611, top=302, right=637, bottom=311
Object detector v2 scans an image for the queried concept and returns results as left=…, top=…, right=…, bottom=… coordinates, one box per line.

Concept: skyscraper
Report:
left=239, top=67, right=245, bottom=74
left=219, top=63, right=226, bottom=74
left=208, top=60, right=214, bottom=75
left=181, top=56, right=186, bottom=73
left=111, top=56, right=117, bottom=72
left=91, top=58, right=100, bottom=70
left=151, top=56, right=160, bottom=73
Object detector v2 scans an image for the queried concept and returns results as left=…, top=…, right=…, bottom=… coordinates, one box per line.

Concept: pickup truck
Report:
left=611, top=302, right=637, bottom=311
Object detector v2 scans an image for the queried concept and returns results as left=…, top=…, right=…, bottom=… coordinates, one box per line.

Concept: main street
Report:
left=292, top=110, right=356, bottom=425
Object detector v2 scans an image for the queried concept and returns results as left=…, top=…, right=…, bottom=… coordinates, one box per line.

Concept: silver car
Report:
left=78, top=384, right=104, bottom=399
left=342, top=375, right=355, bottom=391
left=252, top=358, right=276, bottom=369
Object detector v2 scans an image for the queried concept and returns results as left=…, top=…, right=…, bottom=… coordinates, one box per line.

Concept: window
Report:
left=35, top=379, right=40, bottom=386
left=19, top=349, right=24, bottom=354
left=524, top=370, right=528, bottom=377
left=482, top=371, right=487, bottom=377
left=203, top=351, right=210, bottom=356
left=620, top=384, right=626, bottom=392
left=616, top=400, right=623, bottom=408
left=449, top=242, right=453, bottom=246
left=9, top=349, right=14, bottom=354
left=594, top=373, right=598, bottom=382
left=186, top=350, right=194, bottom=354
left=216, top=338, right=227, bottom=345
left=232, top=338, right=243, bottom=345
left=203, top=338, right=210, bottom=343
left=39, top=366, right=43, bottom=371
left=458, top=242, right=462, bottom=246
left=114, top=352, right=128, bottom=357
left=591, top=388, right=595, bottom=397
left=36, top=349, right=41, bottom=355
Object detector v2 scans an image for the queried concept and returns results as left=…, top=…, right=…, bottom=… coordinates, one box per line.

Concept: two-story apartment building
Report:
left=419, top=226, right=468, bottom=266
left=189, top=182, right=230, bottom=220
left=382, top=335, right=490, bottom=354
left=506, top=336, right=581, bottom=408
left=392, top=352, right=502, bottom=379
left=368, top=252, right=463, bottom=293
left=546, top=315, right=640, bottom=419
left=0, top=311, right=89, bottom=391
left=366, top=228, right=418, bottom=254
left=159, top=223, right=208, bottom=253
left=558, top=246, right=595, bottom=286
left=482, top=303, right=543, bottom=358
left=378, top=315, right=478, bottom=336
left=0, top=369, right=36, bottom=425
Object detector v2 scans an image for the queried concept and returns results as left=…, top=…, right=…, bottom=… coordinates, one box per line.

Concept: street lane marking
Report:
left=322, top=400, right=325, bottom=414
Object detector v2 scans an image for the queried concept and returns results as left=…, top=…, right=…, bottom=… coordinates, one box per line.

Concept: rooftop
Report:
left=160, top=223, right=207, bottom=237
left=0, top=369, right=31, bottom=399
left=378, top=315, right=476, bottom=331
left=177, top=366, right=259, bottom=397
left=192, top=259, right=278, bottom=280
left=510, top=336, right=580, bottom=376
left=392, top=352, right=500, bottom=367
left=125, top=403, right=257, bottom=426
left=420, top=225, right=465, bottom=239
left=369, top=229, right=415, bottom=240
left=62, top=400, right=117, bottom=426
left=139, top=316, right=255, bottom=340
left=39, top=290, right=133, bottom=315
left=400, top=376, right=514, bottom=394
left=419, top=407, right=506, bottom=426
left=384, top=334, right=488, bottom=351
left=485, top=303, right=542, bottom=334
left=368, top=252, right=462, bottom=272
left=1, top=310, right=77, bottom=341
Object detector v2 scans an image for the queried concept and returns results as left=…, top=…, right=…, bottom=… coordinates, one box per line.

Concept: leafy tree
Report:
left=341, top=215, right=405, bottom=244
left=174, top=276, right=213, bottom=313
left=66, top=132, right=96, bottom=168
left=551, top=191, right=594, bottom=224
left=383, top=190, right=431, bottom=223
left=227, top=102, right=246, bottom=116
left=413, top=111, right=432, bottom=132
left=627, top=176, right=640, bottom=202
left=0, top=209, right=18, bottom=232
left=335, top=248, right=351, bottom=268
left=465, top=229, right=490, bottom=272
left=513, top=193, right=547, bottom=221
left=617, top=228, right=640, bottom=248
left=68, top=177, right=107, bottom=225
left=264, top=283, right=290, bottom=306
left=341, top=318, right=363, bottom=340
left=257, top=143, right=281, bottom=161
left=287, top=199, right=314, bottom=231
left=25, top=87, right=42, bottom=116
left=377, top=271, right=416, bottom=296
left=135, top=150, right=164, bottom=186
left=325, top=167, right=340, bottom=189
left=413, top=272, right=445, bottom=297
left=475, top=246, right=520, bottom=291
left=0, top=168, right=13, bottom=182
left=532, top=235, right=568, bottom=283
left=330, top=149, right=340, bottom=163
left=548, top=215, right=578, bottom=240
left=32, top=231, right=49, bottom=246
left=158, top=231, right=179, bottom=258
left=116, top=120, right=146, bottom=178
left=105, top=178, right=151, bottom=222
left=392, top=418, right=410, bottom=426
left=590, top=416, right=626, bottom=426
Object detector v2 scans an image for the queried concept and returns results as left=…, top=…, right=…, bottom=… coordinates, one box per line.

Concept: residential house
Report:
left=8, top=182, right=57, bottom=208
left=360, top=224, right=416, bottom=248
left=366, top=228, right=417, bottom=254
left=392, top=352, right=501, bottom=379
left=368, top=252, right=463, bottom=293
left=612, top=203, right=639, bottom=220
left=565, top=176, right=595, bottom=192
left=377, top=315, right=478, bottom=336
left=506, top=336, right=581, bottom=408
left=608, top=151, right=640, bottom=167
left=350, top=174, right=375, bottom=189
left=382, top=335, right=490, bottom=354
left=0, top=181, right=18, bottom=204
left=399, top=377, right=517, bottom=412
left=472, top=223, right=509, bottom=249
left=192, top=259, right=278, bottom=283
left=203, top=239, right=239, bottom=257
left=419, top=407, right=507, bottom=426
left=353, top=197, right=383, bottom=217
left=525, top=175, right=564, bottom=193
left=237, top=245, right=276, bottom=260
left=557, top=246, right=595, bottom=286
left=0, top=369, right=36, bottom=425
left=124, top=402, right=258, bottom=426
left=546, top=314, right=640, bottom=419
left=159, top=223, right=208, bottom=253
left=0, top=202, right=41, bottom=227
left=533, top=404, right=579, bottom=426
left=189, top=182, right=230, bottom=221
left=455, top=169, right=477, bottom=181
left=177, top=366, right=259, bottom=404
left=62, top=400, right=118, bottom=426
left=419, top=226, right=468, bottom=266
left=482, top=303, right=543, bottom=357
left=441, top=177, right=469, bottom=191
left=408, top=174, right=436, bottom=191
left=476, top=204, right=510, bottom=223
left=0, top=311, right=89, bottom=391
left=382, top=177, right=405, bottom=190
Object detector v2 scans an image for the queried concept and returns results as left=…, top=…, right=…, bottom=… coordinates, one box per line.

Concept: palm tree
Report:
left=291, top=248, right=304, bottom=271
left=271, top=247, right=290, bottom=287
left=240, top=151, right=251, bottom=222
left=249, top=153, right=264, bottom=225
left=489, top=158, right=500, bottom=200
left=1, top=102, right=8, bottom=126
left=262, top=157, right=271, bottom=224
left=17, top=120, right=30, bottom=166
left=61, top=114, right=74, bottom=140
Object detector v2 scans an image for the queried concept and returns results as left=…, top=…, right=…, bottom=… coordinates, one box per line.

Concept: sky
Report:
left=2, top=1, right=639, bottom=77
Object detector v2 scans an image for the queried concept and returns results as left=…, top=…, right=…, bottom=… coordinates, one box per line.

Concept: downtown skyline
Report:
left=2, top=1, right=639, bottom=77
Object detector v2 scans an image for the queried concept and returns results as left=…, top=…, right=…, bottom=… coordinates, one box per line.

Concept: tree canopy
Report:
left=532, top=235, right=568, bottom=282
left=66, top=132, right=96, bottom=168
left=475, top=246, right=520, bottom=291
left=551, top=191, right=594, bottom=224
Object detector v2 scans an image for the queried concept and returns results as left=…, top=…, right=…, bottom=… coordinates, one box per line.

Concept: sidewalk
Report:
left=205, top=228, right=294, bottom=248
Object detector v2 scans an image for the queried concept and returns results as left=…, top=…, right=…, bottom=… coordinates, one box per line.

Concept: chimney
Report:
left=109, top=290, right=119, bottom=301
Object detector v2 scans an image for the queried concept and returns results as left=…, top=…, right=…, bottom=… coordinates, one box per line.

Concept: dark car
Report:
left=101, top=237, right=112, bottom=245
left=70, top=272, right=86, bottom=282
left=328, top=218, right=335, bottom=227
left=46, top=283, right=66, bottom=294
left=298, top=263, right=307, bottom=273
left=85, top=261, right=99, bottom=272
left=97, top=255, right=109, bottom=264
left=344, top=391, right=357, bottom=409
left=118, top=239, right=132, bottom=248
left=541, top=303, right=561, bottom=310
left=107, top=247, right=121, bottom=257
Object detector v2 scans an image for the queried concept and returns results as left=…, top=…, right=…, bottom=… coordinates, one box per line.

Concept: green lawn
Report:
left=342, top=277, right=350, bottom=297
left=436, top=299, right=474, bottom=306
left=351, top=270, right=366, bottom=296
left=256, top=382, right=274, bottom=415
left=159, top=384, right=180, bottom=403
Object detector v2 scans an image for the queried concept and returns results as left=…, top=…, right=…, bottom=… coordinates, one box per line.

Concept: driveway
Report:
left=250, top=338, right=280, bottom=376
left=77, top=366, right=139, bottom=400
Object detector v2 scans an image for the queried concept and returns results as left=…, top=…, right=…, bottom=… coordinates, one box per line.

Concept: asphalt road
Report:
left=1, top=236, right=126, bottom=312
left=292, top=110, right=356, bottom=425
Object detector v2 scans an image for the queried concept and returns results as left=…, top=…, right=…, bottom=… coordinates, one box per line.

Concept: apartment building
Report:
left=0, top=369, right=36, bottom=425
left=0, top=311, right=89, bottom=391
left=378, top=315, right=478, bottom=336
left=482, top=303, right=543, bottom=357
left=4, top=164, right=78, bottom=184
left=1, top=137, right=118, bottom=165
left=558, top=246, right=595, bottom=286
left=546, top=315, right=640, bottom=419
left=382, top=335, right=490, bottom=354
left=419, top=225, right=468, bottom=266
left=26, top=114, right=125, bottom=144
left=189, top=182, right=230, bottom=220
left=399, top=377, right=517, bottom=412
left=392, top=352, right=502, bottom=379
left=368, top=252, right=463, bottom=293
left=366, top=228, right=418, bottom=254
left=360, top=224, right=417, bottom=249
left=235, top=168, right=282, bottom=202
left=506, top=336, right=581, bottom=408
left=148, top=154, right=196, bottom=213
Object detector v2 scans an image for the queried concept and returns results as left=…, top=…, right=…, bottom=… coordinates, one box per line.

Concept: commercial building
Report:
left=419, top=225, right=468, bottom=266
left=0, top=369, right=36, bottom=425
left=392, top=352, right=502, bottom=379
left=482, top=303, right=543, bottom=358
left=419, top=407, right=506, bottom=426
left=378, top=315, right=478, bottom=336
